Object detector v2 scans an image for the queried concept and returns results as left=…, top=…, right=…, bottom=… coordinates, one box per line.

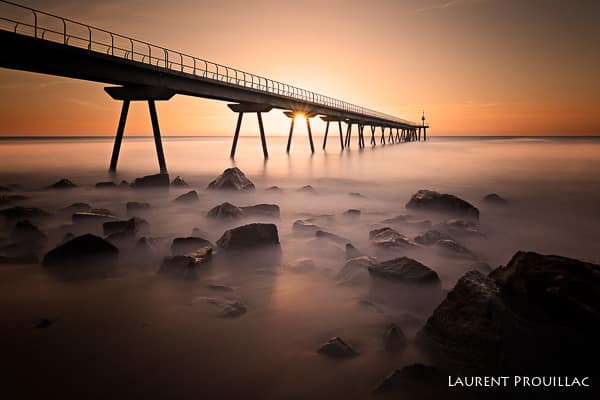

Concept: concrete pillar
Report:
left=109, top=100, right=130, bottom=173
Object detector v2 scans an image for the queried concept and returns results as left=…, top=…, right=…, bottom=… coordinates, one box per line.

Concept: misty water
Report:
left=1, top=136, right=600, bottom=399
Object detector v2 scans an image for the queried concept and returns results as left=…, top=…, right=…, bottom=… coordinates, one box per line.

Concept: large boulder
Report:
left=42, top=234, right=118, bottom=267
left=207, top=167, right=255, bottom=191
left=406, top=189, right=479, bottom=221
left=132, top=173, right=170, bottom=188
left=240, top=204, right=280, bottom=218
left=103, top=217, right=149, bottom=236
left=336, top=256, right=377, bottom=286
left=217, top=223, right=279, bottom=249
left=368, top=257, right=440, bottom=285
left=171, top=237, right=213, bottom=256
left=158, top=247, right=212, bottom=277
left=369, top=227, right=415, bottom=248
left=173, top=190, right=199, bottom=203
left=207, top=202, right=243, bottom=219
left=317, top=337, right=358, bottom=358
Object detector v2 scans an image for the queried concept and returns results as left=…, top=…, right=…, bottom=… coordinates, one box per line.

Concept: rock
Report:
left=383, top=323, right=408, bottom=352
left=207, top=167, right=254, bottom=191
left=470, top=261, right=492, bottom=274
left=336, top=256, right=377, bottom=286
left=240, top=204, right=280, bottom=218
left=10, top=220, right=47, bottom=243
left=205, top=298, right=247, bottom=318
left=191, top=227, right=205, bottom=238
left=72, top=211, right=116, bottom=223
left=406, top=189, right=479, bottom=222
left=0, top=184, right=13, bottom=192
left=0, top=206, right=50, bottom=221
left=158, top=250, right=212, bottom=277
left=368, top=257, right=440, bottom=285
left=217, top=223, right=279, bottom=249
left=382, top=215, right=432, bottom=229
left=315, top=230, right=350, bottom=245
left=61, top=202, right=92, bottom=213
left=126, top=201, right=151, bottom=212
left=345, top=243, right=363, bottom=259
left=95, top=181, right=116, bottom=188
left=434, top=239, right=477, bottom=260
left=348, top=192, right=366, bottom=198
left=170, top=237, right=213, bottom=256
left=292, top=219, right=320, bottom=234
left=61, top=232, right=75, bottom=244
left=103, top=217, right=149, bottom=236
left=297, top=185, right=317, bottom=195
left=374, top=364, right=442, bottom=394
left=46, top=178, right=76, bottom=189
left=306, top=238, right=345, bottom=260
left=173, top=190, right=199, bottom=203
left=132, top=173, right=170, bottom=189
left=317, top=337, right=358, bottom=358
left=207, top=283, right=234, bottom=292
left=34, top=319, right=55, bottom=329
left=342, top=209, right=361, bottom=218
left=483, top=193, right=508, bottom=206
left=413, top=229, right=453, bottom=246
left=207, top=202, right=242, bottom=219
left=171, top=176, right=188, bottom=187
left=134, top=236, right=159, bottom=258
left=437, top=218, right=484, bottom=237
left=266, top=185, right=282, bottom=193
left=42, top=234, right=118, bottom=267
left=368, top=227, right=416, bottom=248
left=287, top=257, right=316, bottom=273
left=119, top=180, right=129, bottom=188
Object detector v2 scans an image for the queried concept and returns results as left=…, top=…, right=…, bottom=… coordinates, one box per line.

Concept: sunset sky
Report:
left=0, top=0, right=599, bottom=136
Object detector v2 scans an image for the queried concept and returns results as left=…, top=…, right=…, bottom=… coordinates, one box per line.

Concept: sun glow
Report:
left=294, top=112, right=306, bottom=119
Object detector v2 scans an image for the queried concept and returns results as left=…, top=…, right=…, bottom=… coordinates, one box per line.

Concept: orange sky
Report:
left=0, top=0, right=599, bottom=136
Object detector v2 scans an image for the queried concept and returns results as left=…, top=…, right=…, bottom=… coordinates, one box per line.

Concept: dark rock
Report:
left=240, top=203, right=280, bottom=218
left=207, top=283, right=234, bottom=292
left=406, top=189, right=479, bottom=222
left=132, top=173, right=170, bottom=189
left=134, top=236, right=159, bottom=258
left=437, top=218, right=484, bottom=237
left=374, top=364, right=442, bottom=394
left=171, top=176, right=188, bottom=187
left=207, top=202, right=242, bottom=219
left=434, top=239, right=477, bottom=260
left=368, top=257, right=440, bottom=285
left=103, top=217, right=149, bottom=236
left=10, top=220, right=47, bottom=243
left=95, top=181, right=116, bottom=188
left=191, top=227, right=205, bottom=238
left=158, top=250, right=211, bottom=278
left=61, top=202, right=92, bottom=213
left=207, top=167, right=255, bottom=191
left=383, top=323, right=408, bottom=352
left=348, top=192, right=366, bottom=198
left=315, top=230, right=350, bottom=244
left=205, top=298, right=247, bottom=317
left=119, top=180, right=129, bottom=188
left=34, top=319, right=55, bottom=329
left=483, top=193, right=508, bottom=206
left=292, top=219, right=320, bottom=234
left=0, top=206, right=50, bottom=220
left=414, top=229, right=453, bottom=246
left=42, top=234, right=118, bottom=267
left=369, top=227, right=416, bottom=248
left=126, top=201, right=151, bottom=212
left=173, top=190, right=199, bottom=203
left=46, top=178, right=76, bottom=189
left=470, top=261, right=492, bottom=274
left=297, top=185, right=317, bottom=195
left=336, top=256, right=377, bottom=286
left=382, top=215, right=432, bottom=229
left=342, top=209, right=361, bottom=218
left=287, top=257, right=316, bottom=273
left=72, top=211, right=116, bottom=223
left=266, top=185, right=282, bottom=193
left=317, top=337, right=358, bottom=358
left=345, top=243, right=363, bottom=259
left=216, top=223, right=279, bottom=249
left=171, top=237, right=213, bottom=256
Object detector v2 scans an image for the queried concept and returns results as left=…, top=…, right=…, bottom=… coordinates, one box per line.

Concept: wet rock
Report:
left=173, top=190, right=199, bottom=203
left=207, top=167, right=255, bottom=191
left=368, top=257, right=440, bottom=285
left=266, top=185, right=282, bottom=193
left=382, top=215, right=432, bottom=229
left=336, top=256, right=377, bottom=286
left=217, top=223, right=279, bottom=249
left=72, top=211, right=116, bottom=223
left=342, top=209, right=361, bottom=218
left=95, top=181, right=116, bottom=188
left=241, top=204, right=280, bottom=218
left=287, top=257, right=316, bottom=273
left=126, top=201, right=151, bottom=212
left=413, top=229, right=453, bottom=246
left=171, top=176, right=188, bottom=187
left=62, top=202, right=92, bottom=213
left=0, top=194, right=28, bottom=205
left=315, top=230, right=350, bottom=245
left=207, top=202, right=242, bottom=219
left=406, top=189, right=479, bottom=222
left=437, top=218, right=484, bottom=237
left=103, top=217, right=149, bottom=236
left=483, top=193, right=508, bottom=206
left=369, top=227, right=416, bottom=248
left=42, top=234, right=118, bottom=267
left=134, top=236, right=159, bottom=259
left=434, top=239, right=477, bottom=260
left=297, top=185, right=317, bottom=195
left=132, top=173, right=170, bottom=189
left=46, top=178, right=76, bottom=189
left=0, top=206, right=50, bottom=221
left=345, top=243, right=363, bottom=259
left=317, top=337, right=358, bottom=358
left=158, top=250, right=211, bottom=277
left=374, top=364, right=442, bottom=394
left=10, top=220, right=47, bottom=243
left=470, top=261, right=492, bottom=274
left=306, top=238, right=345, bottom=259
left=292, top=219, right=320, bottom=234
left=205, top=298, right=247, bottom=318
left=383, top=323, right=408, bottom=352
left=171, top=237, right=213, bottom=256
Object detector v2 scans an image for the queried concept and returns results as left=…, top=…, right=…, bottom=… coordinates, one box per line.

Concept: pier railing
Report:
left=0, top=0, right=414, bottom=125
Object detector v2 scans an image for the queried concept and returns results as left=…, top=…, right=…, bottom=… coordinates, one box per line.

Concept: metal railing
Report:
left=0, top=0, right=416, bottom=126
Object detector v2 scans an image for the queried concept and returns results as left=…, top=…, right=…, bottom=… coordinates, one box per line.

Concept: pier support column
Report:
left=109, top=99, right=130, bottom=172
left=322, top=121, right=330, bottom=150
left=388, top=127, right=394, bottom=143
left=228, top=103, right=273, bottom=159
left=370, top=125, right=376, bottom=146
left=148, top=100, right=168, bottom=173
left=338, top=121, right=344, bottom=150
left=306, top=116, right=315, bottom=153
left=258, top=112, right=268, bottom=158
left=358, top=125, right=365, bottom=148
left=423, top=127, right=427, bottom=141
left=345, top=122, right=352, bottom=148
left=395, top=128, right=400, bottom=143
left=380, top=127, right=386, bottom=144
left=286, top=117, right=295, bottom=153
left=230, top=112, right=243, bottom=158
left=418, top=127, right=422, bottom=141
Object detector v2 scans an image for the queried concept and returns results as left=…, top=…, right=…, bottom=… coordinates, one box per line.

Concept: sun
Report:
left=294, top=112, right=306, bottom=119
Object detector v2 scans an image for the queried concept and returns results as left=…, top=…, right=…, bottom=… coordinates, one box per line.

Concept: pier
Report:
left=0, top=0, right=429, bottom=173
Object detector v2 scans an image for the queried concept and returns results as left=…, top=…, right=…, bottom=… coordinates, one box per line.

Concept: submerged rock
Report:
left=434, top=239, right=477, bottom=260
left=0, top=206, right=50, bottom=221
left=46, top=178, right=76, bottom=189
left=240, top=204, right=280, bottom=218
left=297, top=185, right=317, bottom=195
left=171, top=237, right=213, bottom=256
left=369, top=227, right=415, bottom=248
left=292, top=219, right=320, bottom=234
left=265, top=185, right=282, bottom=193
left=158, top=251, right=211, bottom=278
left=345, top=243, right=363, bottom=259
left=482, top=193, right=508, bottom=206
left=437, top=218, right=484, bottom=237
left=42, top=234, right=118, bottom=267
left=207, top=202, right=242, bottom=219
left=342, top=209, right=361, bottom=218
left=315, top=230, right=350, bottom=245
left=207, top=167, right=255, bottom=191
left=72, top=211, right=116, bottom=223
left=10, top=220, right=47, bottom=243
left=173, top=190, right=199, bottom=203
left=103, top=217, right=149, bottom=236
left=317, top=337, right=359, bottom=358
left=406, top=189, right=479, bottom=222
left=336, top=256, right=377, bottom=286
left=171, top=176, right=188, bottom=187
left=383, top=323, right=408, bottom=352
left=287, top=257, right=316, bottom=273
left=126, top=201, right=151, bottom=212
left=413, top=229, right=453, bottom=246
left=95, top=181, right=116, bottom=188
left=61, top=202, right=92, bottom=213
left=217, top=223, right=279, bottom=249
left=205, top=298, right=247, bottom=318
left=132, top=173, right=170, bottom=189
left=368, top=257, right=440, bottom=285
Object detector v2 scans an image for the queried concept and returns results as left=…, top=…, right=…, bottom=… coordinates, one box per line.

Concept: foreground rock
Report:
left=413, top=229, right=453, bottom=246
left=207, top=167, right=255, bottom=191
left=368, top=257, right=440, bottom=285
left=317, top=337, right=358, bottom=358
left=369, top=227, right=416, bottom=248
left=207, top=202, right=243, bottom=219
left=132, top=173, right=170, bottom=188
left=159, top=247, right=212, bottom=277
left=406, top=189, right=479, bottom=221
left=42, top=234, right=118, bottom=267
left=217, top=223, right=279, bottom=249
left=482, top=193, right=508, bottom=206
left=46, top=178, right=76, bottom=189
left=418, top=252, right=600, bottom=374
left=240, top=204, right=280, bottom=218
left=173, top=190, right=199, bottom=203
left=171, top=176, right=188, bottom=187
left=336, top=256, right=377, bottom=286
left=171, top=237, right=213, bottom=255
